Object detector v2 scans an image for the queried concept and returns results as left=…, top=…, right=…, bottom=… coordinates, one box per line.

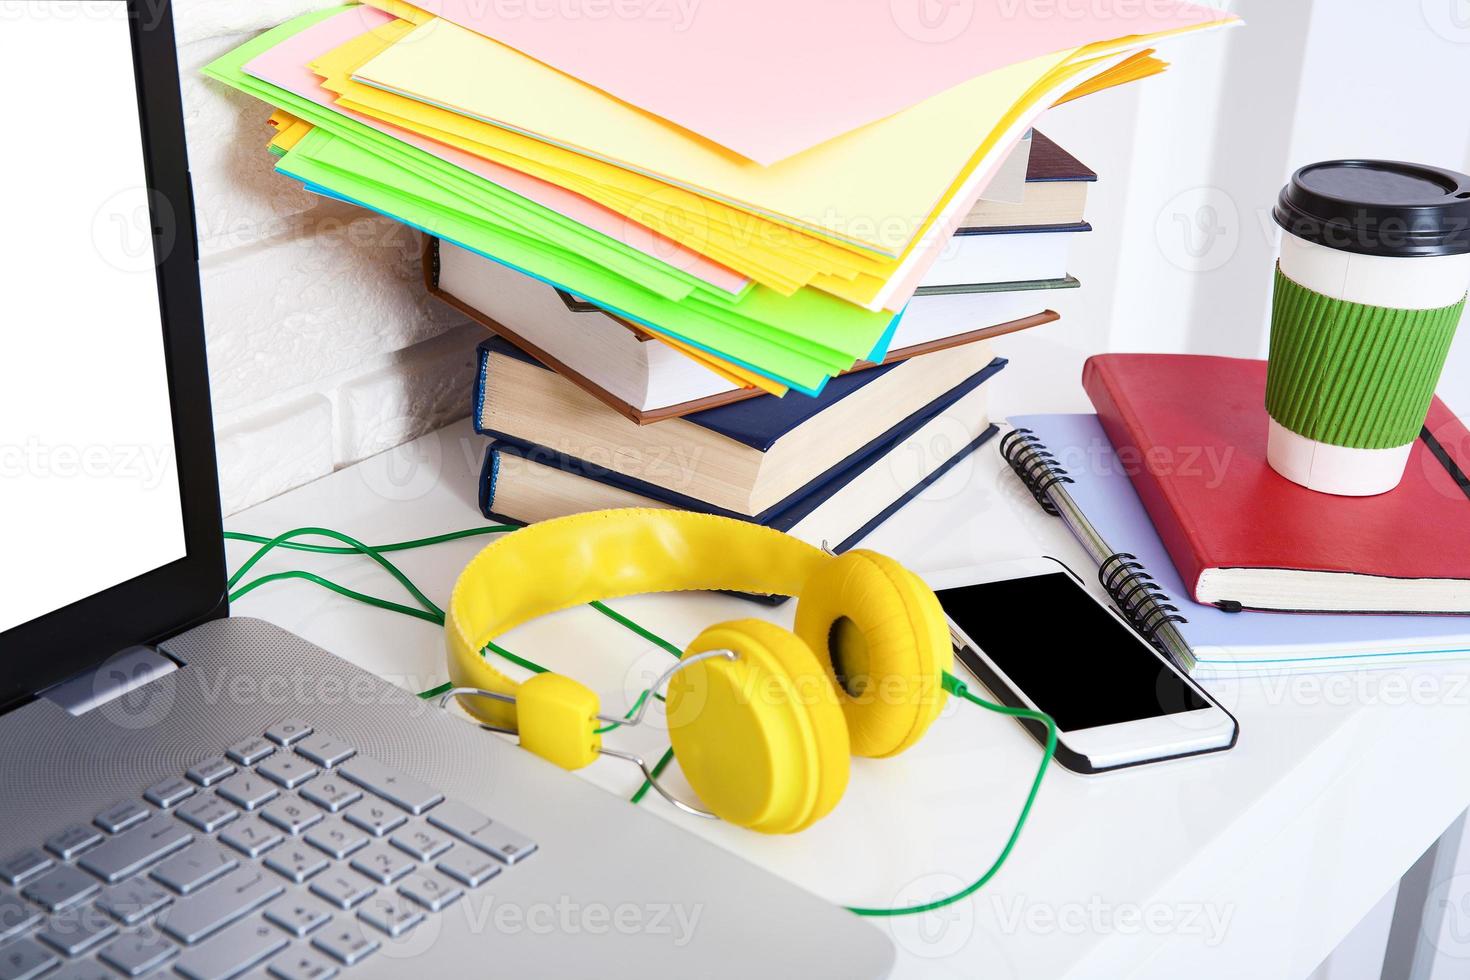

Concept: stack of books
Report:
left=205, top=2, right=1234, bottom=398
left=1005, top=354, right=1470, bottom=677
left=448, top=130, right=1094, bottom=549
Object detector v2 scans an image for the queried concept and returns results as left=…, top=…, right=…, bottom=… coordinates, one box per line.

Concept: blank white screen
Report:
left=0, top=2, right=187, bottom=635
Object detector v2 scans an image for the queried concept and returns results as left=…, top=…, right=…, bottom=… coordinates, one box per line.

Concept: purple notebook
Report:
left=1010, top=414, right=1470, bottom=675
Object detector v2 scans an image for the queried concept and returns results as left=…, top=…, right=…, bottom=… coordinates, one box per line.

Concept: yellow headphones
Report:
left=445, top=508, right=953, bottom=834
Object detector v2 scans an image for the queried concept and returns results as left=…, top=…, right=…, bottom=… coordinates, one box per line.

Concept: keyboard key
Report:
left=269, top=948, right=339, bottom=980
left=36, top=907, right=119, bottom=956
left=96, top=879, right=172, bottom=926
left=46, top=825, right=103, bottom=861
left=0, top=937, right=59, bottom=980
left=174, top=917, right=288, bottom=980
left=302, top=820, right=367, bottom=862
left=265, top=720, right=314, bottom=748
left=158, top=867, right=283, bottom=944
left=298, top=779, right=360, bottom=815
left=219, top=818, right=284, bottom=860
left=79, top=814, right=193, bottom=884
left=311, top=921, right=378, bottom=966
left=341, top=800, right=404, bottom=838
left=151, top=843, right=239, bottom=895
left=176, top=794, right=240, bottom=834
left=264, top=846, right=329, bottom=885
left=434, top=850, right=500, bottom=889
left=94, top=801, right=150, bottom=835
left=186, top=757, right=237, bottom=788
left=216, top=773, right=279, bottom=812
left=348, top=845, right=413, bottom=887
left=98, top=930, right=178, bottom=976
left=22, top=866, right=99, bottom=913
left=226, top=737, right=276, bottom=767
left=144, top=776, right=196, bottom=809
left=263, top=895, right=334, bottom=937
left=397, top=871, right=462, bottom=913
left=427, top=800, right=538, bottom=865
left=337, top=759, right=442, bottom=816
left=356, top=892, right=424, bottom=938
left=389, top=825, right=451, bottom=863
left=308, top=871, right=375, bottom=912
left=46, top=962, right=116, bottom=980
left=0, top=849, right=52, bottom=887
left=260, top=798, right=323, bottom=837
left=0, top=887, right=42, bottom=941
left=293, top=735, right=354, bottom=770
left=257, top=756, right=319, bottom=791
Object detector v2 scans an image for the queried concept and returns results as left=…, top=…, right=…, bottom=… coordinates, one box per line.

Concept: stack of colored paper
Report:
left=206, top=1, right=1236, bottom=396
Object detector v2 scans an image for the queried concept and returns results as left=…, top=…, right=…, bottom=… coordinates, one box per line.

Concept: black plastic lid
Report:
left=1274, top=160, right=1470, bottom=257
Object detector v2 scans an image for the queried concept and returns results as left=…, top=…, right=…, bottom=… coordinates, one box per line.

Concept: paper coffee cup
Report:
left=1267, top=160, right=1470, bottom=496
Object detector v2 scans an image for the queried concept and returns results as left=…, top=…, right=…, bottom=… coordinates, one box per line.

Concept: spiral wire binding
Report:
left=1002, top=428, right=1187, bottom=652
left=1000, top=428, right=1074, bottom=516
left=1097, top=553, right=1188, bottom=652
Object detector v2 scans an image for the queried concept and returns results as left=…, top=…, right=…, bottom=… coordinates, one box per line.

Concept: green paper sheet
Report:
left=201, top=11, right=895, bottom=388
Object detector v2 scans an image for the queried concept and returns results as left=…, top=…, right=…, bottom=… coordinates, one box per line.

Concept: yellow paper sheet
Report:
left=312, top=25, right=871, bottom=291
left=350, top=17, right=1082, bottom=257
left=315, top=19, right=1178, bottom=310
left=269, top=117, right=314, bottom=152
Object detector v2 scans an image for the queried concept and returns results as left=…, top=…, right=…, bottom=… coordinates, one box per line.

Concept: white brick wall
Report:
left=175, top=1, right=478, bottom=514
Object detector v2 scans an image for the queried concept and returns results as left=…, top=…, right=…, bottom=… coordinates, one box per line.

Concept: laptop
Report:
left=0, top=3, right=895, bottom=978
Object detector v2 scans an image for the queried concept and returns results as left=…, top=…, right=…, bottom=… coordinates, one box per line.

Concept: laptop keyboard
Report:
left=0, top=721, right=537, bottom=980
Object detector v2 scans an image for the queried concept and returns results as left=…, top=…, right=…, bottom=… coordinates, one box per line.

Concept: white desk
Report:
left=226, top=332, right=1470, bottom=979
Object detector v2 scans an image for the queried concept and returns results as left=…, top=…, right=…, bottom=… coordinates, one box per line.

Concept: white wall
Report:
left=176, top=0, right=479, bottom=514
left=1040, top=0, right=1470, bottom=413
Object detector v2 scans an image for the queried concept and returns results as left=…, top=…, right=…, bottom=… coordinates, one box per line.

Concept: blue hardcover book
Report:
left=479, top=362, right=1004, bottom=563
left=475, top=334, right=1005, bottom=516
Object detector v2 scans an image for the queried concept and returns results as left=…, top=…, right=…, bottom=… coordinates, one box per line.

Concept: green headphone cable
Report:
left=224, top=527, right=674, bottom=735
left=224, top=525, right=1055, bottom=918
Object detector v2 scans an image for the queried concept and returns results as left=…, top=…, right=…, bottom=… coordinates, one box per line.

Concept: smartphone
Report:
left=929, top=556, right=1237, bottom=773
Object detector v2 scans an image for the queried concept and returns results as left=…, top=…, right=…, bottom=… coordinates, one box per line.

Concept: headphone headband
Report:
left=446, top=510, right=830, bottom=720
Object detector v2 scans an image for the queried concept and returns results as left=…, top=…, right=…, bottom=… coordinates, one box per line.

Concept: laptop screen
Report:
left=0, top=2, right=188, bottom=635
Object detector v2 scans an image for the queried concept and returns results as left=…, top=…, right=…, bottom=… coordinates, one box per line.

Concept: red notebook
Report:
left=1082, top=354, right=1470, bottom=614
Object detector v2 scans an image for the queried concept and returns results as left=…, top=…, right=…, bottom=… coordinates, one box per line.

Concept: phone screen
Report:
left=939, top=571, right=1209, bottom=732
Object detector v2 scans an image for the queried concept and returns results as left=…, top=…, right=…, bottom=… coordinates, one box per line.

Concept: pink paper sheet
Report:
left=244, top=6, right=748, bottom=296
left=422, top=0, right=1232, bottom=165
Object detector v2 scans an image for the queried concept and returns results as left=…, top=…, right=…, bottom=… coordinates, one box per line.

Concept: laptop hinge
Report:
left=43, top=646, right=179, bottom=716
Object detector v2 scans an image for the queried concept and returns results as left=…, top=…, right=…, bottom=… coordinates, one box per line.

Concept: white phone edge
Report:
left=923, top=556, right=1238, bottom=772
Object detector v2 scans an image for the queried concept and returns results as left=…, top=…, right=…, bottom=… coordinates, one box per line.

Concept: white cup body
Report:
left=1267, top=232, right=1470, bottom=496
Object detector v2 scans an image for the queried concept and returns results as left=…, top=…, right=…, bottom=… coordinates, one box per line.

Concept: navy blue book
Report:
left=475, top=333, right=1004, bottom=516
left=478, top=357, right=1004, bottom=558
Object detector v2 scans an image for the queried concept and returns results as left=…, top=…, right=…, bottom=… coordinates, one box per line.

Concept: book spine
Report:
left=472, top=341, right=493, bottom=436
left=1081, top=358, right=1211, bottom=603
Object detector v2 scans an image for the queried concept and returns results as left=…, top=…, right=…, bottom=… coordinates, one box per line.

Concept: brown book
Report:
left=424, top=237, right=1057, bottom=425
left=962, top=131, right=1095, bottom=229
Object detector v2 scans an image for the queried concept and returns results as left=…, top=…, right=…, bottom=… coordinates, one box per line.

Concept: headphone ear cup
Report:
left=667, top=620, right=850, bottom=834
left=794, top=551, right=953, bottom=759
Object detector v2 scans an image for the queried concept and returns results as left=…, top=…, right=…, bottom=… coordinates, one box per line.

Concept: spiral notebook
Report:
left=1004, top=415, right=1470, bottom=677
